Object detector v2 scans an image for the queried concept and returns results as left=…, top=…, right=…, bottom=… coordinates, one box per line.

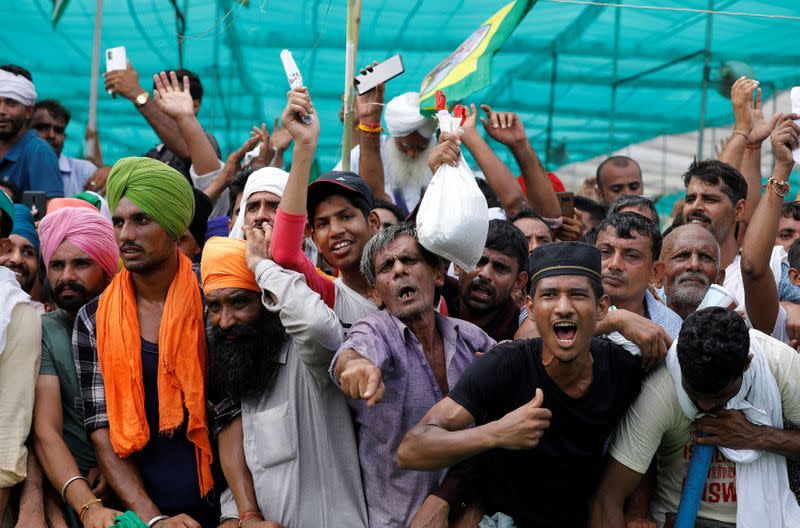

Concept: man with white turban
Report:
left=227, top=166, right=289, bottom=239
left=0, top=66, right=63, bottom=197
left=336, top=90, right=435, bottom=215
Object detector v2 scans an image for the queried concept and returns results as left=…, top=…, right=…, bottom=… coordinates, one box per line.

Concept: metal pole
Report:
left=545, top=49, right=558, bottom=169
left=697, top=0, right=714, bottom=160
left=83, top=0, right=103, bottom=159
left=609, top=1, right=621, bottom=156
left=341, top=0, right=363, bottom=171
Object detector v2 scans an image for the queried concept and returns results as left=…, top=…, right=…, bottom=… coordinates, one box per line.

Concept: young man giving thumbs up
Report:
left=397, top=241, right=644, bottom=528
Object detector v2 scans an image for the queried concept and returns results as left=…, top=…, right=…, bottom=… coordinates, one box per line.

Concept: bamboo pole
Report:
left=341, top=0, right=363, bottom=171
left=84, top=0, right=103, bottom=158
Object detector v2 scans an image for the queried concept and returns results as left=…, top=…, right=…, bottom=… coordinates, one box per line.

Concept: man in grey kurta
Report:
left=201, top=234, right=367, bottom=528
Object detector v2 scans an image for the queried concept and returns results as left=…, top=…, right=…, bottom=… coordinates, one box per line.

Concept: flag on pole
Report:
left=51, top=0, right=70, bottom=26
left=419, top=0, right=536, bottom=115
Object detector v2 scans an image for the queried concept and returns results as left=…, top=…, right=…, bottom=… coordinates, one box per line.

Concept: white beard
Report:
left=384, top=137, right=435, bottom=191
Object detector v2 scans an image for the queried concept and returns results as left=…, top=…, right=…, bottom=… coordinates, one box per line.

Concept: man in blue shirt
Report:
left=30, top=100, right=97, bottom=196
left=0, top=65, right=63, bottom=198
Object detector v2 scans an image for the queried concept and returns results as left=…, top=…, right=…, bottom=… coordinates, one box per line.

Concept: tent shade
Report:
left=2, top=0, right=799, bottom=175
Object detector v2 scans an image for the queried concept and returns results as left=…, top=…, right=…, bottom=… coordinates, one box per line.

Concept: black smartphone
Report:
left=22, top=191, right=47, bottom=222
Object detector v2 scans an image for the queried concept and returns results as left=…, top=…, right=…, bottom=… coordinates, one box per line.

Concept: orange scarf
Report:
left=96, top=251, right=213, bottom=496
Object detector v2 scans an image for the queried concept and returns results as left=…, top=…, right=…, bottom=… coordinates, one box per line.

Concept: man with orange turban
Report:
left=73, top=157, right=218, bottom=527
left=201, top=229, right=367, bottom=527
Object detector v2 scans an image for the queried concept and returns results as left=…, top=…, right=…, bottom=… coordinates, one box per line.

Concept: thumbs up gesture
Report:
left=490, top=388, right=552, bottom=450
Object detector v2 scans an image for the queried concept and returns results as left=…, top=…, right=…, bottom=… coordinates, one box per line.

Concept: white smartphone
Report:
left=355, top=54, right=404, bottom=95
left=280, top=49, right=312, bottom=124
left=105, top=46, right=126, bottom=95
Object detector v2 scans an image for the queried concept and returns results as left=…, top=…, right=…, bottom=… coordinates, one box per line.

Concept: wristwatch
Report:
left=134, top=92, right=150, bottom=108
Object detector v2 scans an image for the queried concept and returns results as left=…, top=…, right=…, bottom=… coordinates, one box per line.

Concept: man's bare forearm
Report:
left=218, top=417, right=260, bottom=515
left=510, top=141, right=560, bottom=218
left=462, top=133, right=528, bottom=217
left=174, top=114, right=219, bottom=175
left=91, top=429, right=159, bottom=520
left=359, top=132, right=389, bottom=201
left=397, top=423, right=494, bottom=471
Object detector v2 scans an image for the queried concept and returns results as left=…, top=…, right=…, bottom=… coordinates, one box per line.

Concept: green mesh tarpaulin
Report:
left=2, top=1, right=799, bottom=174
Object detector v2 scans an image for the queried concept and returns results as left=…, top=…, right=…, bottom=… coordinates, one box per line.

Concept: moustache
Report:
left=210, top=322, right=260, bottom=342
left=54, top=281, right=87, bottom=296
left=675, top=271, right=711, bottom=287
left=469, top=277, right=496, bottom=295
left=119, top=243, right=144, bottom=252
left=686, top=211, right=712, bottom=224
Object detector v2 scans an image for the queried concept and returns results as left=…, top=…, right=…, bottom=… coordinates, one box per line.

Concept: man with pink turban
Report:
left=29, top=206, right=120, bottom=528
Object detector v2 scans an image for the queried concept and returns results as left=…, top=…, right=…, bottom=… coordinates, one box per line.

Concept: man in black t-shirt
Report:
left=397, top=241, right=643, bottom=527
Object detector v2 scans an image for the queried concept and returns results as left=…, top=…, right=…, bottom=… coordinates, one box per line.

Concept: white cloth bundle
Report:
left=666, top=332, right=800, bottom=527
left=0, top=266, right=30, bottom=357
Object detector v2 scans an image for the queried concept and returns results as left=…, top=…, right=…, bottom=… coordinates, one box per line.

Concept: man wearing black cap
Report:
left=397, top=241, right=643, bottom=527
left=270, top=87, right=381, bottom=327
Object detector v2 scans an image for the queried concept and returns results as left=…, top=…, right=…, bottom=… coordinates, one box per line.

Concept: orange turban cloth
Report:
left=201, top=237, right=260, bottom=294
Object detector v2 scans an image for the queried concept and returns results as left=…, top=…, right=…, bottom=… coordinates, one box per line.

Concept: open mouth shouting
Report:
left=553, top=321, right=578, bottom=347
left=397, top=284, right=417, bottom=301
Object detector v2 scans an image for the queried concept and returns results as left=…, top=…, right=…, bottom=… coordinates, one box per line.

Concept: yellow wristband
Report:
left=357, top=123, right=383, bottom=134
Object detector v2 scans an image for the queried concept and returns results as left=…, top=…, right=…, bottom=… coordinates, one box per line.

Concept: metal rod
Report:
left=697, top=0, right=714, bottom=160
left=84, top=0, right=103, bottom=159
left=615, top=50, right=704, bottom=87
left=608, top=0, right=621, bottom=156
left=545, top=49, right=558, bottom=168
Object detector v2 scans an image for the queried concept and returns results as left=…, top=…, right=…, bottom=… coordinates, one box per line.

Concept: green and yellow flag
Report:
left=419, top=0, right=536, bottom=115
left=51, top=0, right=70, bottom=26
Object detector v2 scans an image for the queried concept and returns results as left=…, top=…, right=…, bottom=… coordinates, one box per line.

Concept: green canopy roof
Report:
left=2, top=0, right=799, bottom=172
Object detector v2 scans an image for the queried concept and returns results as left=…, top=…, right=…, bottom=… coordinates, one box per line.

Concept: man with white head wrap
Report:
left=228, top=166, right=289, bottom=239
left=0, top=66, right=63, bottom=197
left=335, top=90, right=435, bottom=215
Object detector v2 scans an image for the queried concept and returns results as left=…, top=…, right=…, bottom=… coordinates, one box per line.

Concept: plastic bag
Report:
left=416, top=92, right=489, bottom=271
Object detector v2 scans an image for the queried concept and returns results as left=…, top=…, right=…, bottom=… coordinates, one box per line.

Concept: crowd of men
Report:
left=1, top=55, right=800, bottom=528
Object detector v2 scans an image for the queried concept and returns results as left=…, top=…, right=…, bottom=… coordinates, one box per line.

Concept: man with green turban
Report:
left=74, top=156, right=219, bottom=526
left=106, top=156, right=195, bottom=240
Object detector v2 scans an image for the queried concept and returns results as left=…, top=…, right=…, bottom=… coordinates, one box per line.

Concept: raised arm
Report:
left=718, top=77, right=758, bottom=173
left=356, top=68, right=390, bottom=201
left=153, top=71, right=219, bottom=176
left=103, top=60, right=192, bottom=159
left=460, top=104, right=528, bottom=217
left=741, top=118, right=798, bottom=334
left=396, top=389, right=550, bottom=471
left=479, top=105, right=560, bottom=219
left=277, top=87, right=319, bottom=215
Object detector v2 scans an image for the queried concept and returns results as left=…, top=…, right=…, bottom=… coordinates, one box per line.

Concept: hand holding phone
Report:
left=556, top=192, right=575, bottom=218
left=105, top=47, right=127, bottom=96
left=355, top=54, right=404, bottom=95
left=23, top=191, right=47, bottom=222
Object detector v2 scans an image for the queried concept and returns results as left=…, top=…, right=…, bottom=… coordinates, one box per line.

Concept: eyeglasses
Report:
left=32, top=123, right=65, bottom=134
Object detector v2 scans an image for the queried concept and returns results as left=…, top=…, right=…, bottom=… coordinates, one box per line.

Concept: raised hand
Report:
left=480, top=104, right=528, bottom=148
left=427, top=131, right=461, bottom=174
left=355, top=61, right=385, bottom=126
left=281, top=87, right=320, bottom=146
left=270, top=116, right=293, bottom=152
left=103, top=60, right=144, bottom=101
left=152, top=71, right=195, bottom=120
left=489, top=388, right=552, bottom=450
left=338, top=356, right=385, bottom=407
left=461, top=103, right=479, bottom=140
left=729, top=77, right=759, bottom=140
left=748, top=87, right=783, bottom=146
left=770, top=116, right=800, bottom=168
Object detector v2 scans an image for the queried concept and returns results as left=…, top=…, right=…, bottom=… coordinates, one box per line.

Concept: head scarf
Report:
left=47, top=197, right=97, bottom=215
left=74, top=191, right=112, bottom=220
left=10, top=204, right=39, bottom=255
left=228, top=167, right=289, bottom=239
left=0, top=69, right=36, bottom=106
left=0, top=189, right=13, bottom=238
left=38, top=207, right=119, bottom=279
left=106, top=157, right=194, bottom=240
left=96, top=251, right=213, bottom=497
left=385, top=92, right=434, bottom=139
left=201, top=237, right=260, bottom=294
left=205, top=216, right=229, bottom=241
